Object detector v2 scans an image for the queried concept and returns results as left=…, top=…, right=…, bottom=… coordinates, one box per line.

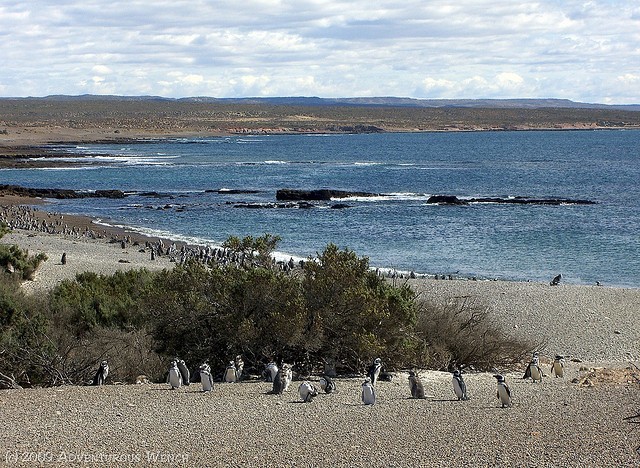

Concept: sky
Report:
left=1, top=1, right=639, bottom=103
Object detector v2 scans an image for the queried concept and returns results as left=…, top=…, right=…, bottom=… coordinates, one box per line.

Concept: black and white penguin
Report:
left=272, top=369, right=286, bottom=395
left=451, top=370, right=469, bottom=401
left=199, top=364, right=214, bottom=392
left=281, top=363, right=293, bottom=391
left=234, top=355, right=244, bottom=382
left=224, top=361, right=237, bottom=383
left=523, top=352, right=540, bottom=379
left=264, top=362, right=278, bottom=382
left=361, top=378, right=376, bottom=405
left=368, top=358, right=382, bottom=386
left=551, top=355, right=565, bottom=378
left=298, top=382, right=319, bottom=402
left=176, top=358, right=190, bottom=386
left=91, top=360, right=109, bottom=386
left=61, top=252, right=67, bottom=265
left=550, top=274, right=562, bottom=286
left=494, top=374, right=512, bottom=408
left=319, top=375, right=337, bottom=394
left=408, top=370, right=425, bottom=399
left=167, top=360, right=182, bottom=389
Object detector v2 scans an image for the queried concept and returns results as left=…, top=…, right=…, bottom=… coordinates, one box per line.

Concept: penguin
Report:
left=551, top=355, right=565, bottom=378
left=529, top=359, right=543, bottom=382
left=91, top=360, right=109, bottom=386
left=319, top=375, right=337, bottom=394
left=408, top=370, right=426, bottom=399
left=522, top=352, right=540, bottom=379
left=281, top=363, right=293, bottom=391
left=550, top=274, right=562, bottom=286
left=167, top=360, right=182, bottom=389
left=298, top=382, right=319, bottom=402
left=175, top=358, right=190, bottom=386
left=494, top=374, right=512, bottom=408
left=451, top=370, right=469, bottom=401
left=264, top=362, right=278, bottom=382
left=234, top=355, right=244, bottom=382
left=61, top=252, right=67, bottom=265
left=361, top=378, right=376, bottom=405
left=224, top=361, right=237, bottom=383
left=368, top=358, right=382, bottom=386
left=199, top=364, right=214, bottom=392
left=272, top=369, right=286, bottom=395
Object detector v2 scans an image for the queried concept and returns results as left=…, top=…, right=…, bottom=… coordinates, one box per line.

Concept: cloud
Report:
left=0, top=1, right=638, bottom=102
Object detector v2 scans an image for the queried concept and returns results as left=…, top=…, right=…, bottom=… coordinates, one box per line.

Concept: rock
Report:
left=427, top=195, right=468, bottom=205
left=276, top=189, right=380, bottom=201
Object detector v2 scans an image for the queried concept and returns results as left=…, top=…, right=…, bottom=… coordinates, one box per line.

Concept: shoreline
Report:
left=2, top=198, right=639, bottom=365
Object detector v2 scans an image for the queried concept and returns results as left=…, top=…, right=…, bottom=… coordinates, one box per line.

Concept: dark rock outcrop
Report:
left=0, top=184, right=125, bottom=199
left=426, top=194, right=596, bottom=206
left=276, top=189, right=379, bottom=201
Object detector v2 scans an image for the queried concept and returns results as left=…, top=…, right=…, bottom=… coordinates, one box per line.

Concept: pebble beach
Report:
left=1, top=197, right=640, bottom=466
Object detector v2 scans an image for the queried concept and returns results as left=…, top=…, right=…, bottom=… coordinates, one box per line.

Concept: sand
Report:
left=1, top=202, right=640, bottom=466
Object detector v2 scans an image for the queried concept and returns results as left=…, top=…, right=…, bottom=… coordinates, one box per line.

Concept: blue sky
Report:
left=1, top=1, right=639, bottom=103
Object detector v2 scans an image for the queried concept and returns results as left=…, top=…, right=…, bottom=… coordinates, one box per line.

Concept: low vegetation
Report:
left=0, top=231, right=534, bottom=388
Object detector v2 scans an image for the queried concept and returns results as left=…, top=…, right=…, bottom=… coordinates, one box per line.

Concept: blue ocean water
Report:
left=2, top=130, right=639, bottom=287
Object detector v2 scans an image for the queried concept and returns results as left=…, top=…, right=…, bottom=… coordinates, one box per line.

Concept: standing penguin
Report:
left=167, top=360, right=182, bottom=389
left=408, top=370, right=426, bottom=399
left=176, top=358, right=190, bottom=386
left=452, top=370, right=469, bottom=401
left=523, top=352, right=540, bottom=379
left=272, top=369, right=286, bottom=395
left=494, top=374, right=512, bottom=408
left=234, top=355, right=244, bottom=382
left=368, top=358, right=382, bottom=386
left=281, top=363, right=293, bottom=391
left=361, top=378, right=376, bottom=405
left=199, top=364, right=214, bottom=392
left=91, top=360, right=109, bottom=386
left=224, top=361, right=237, bottom=383
left=264, top=362, right=278, bottom=382
left=61, top=252, right=67, bottom=265
left=551, top=355, right=565, bottom=378
left=298, top=382, right=319, bottom=402
left=319, top=375, right=337, bottom=394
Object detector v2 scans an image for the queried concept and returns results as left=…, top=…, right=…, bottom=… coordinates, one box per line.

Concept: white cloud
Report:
left=0, top=1, right=638, bottom=103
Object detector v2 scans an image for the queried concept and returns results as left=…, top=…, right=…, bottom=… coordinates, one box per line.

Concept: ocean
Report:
left=2, top=130, right=639, bottom=287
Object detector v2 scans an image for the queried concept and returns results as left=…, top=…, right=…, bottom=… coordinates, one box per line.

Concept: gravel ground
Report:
left=1, top=367, right=638, bottom=467
left=2, top=226, right=640, bottom=466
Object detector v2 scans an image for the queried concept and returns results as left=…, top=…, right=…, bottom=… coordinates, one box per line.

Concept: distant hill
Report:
left=32, top=94, right=640, bottom=111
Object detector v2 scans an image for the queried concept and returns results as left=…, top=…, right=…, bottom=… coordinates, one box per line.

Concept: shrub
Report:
left=413, top=297, right=535, bottom=371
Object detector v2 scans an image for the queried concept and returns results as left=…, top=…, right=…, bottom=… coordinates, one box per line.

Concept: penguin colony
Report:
left=91, top=352, right=563, bottom=408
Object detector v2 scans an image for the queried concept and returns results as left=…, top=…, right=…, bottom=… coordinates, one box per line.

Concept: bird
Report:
left=550, top=274, right=562, bottom=286
left=361, top=378, right=376, bottom=405
left=281, top=363, right=293, bottom=391
left=408, top=370, right=426, bottom=399
left=494, top=374, right=512, bottom=408
left=91, top=360, right=109, bottom=386
left=522, top=352, right=540, bottom=379
left=319, top=375, right=337, bottom=394
left=298, top=382, right=319, bottom=402
left=224, top=361, right=237, bottom=383
left=551, top=355, right=565, bottom=378
left=272, top=369, right=286, bottom=395
left=523, top=353, right=544, bottom=383
left=368, top=358, right=382, bottom=386
left=264, top=362, right=278, bottom=382
left=167, top=360, right=183, bottom=389
left=61, top=252, right=67, bottom=265
left=199, top=364, right=214, bottom=392
left=175, top=358, right=190, bottom=386
left=234, top=355, right=244, bottom=382
left=451, top=370, right=469, bottom=401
